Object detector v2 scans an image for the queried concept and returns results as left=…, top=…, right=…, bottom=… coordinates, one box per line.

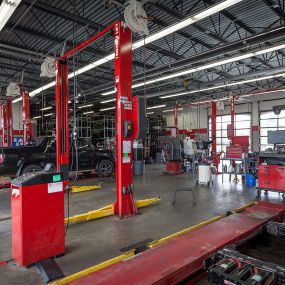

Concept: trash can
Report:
left=246, top=173, right=256, bottom=187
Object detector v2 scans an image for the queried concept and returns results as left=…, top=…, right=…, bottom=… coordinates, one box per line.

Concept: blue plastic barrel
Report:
left=246, top=173, right=256, bottom=187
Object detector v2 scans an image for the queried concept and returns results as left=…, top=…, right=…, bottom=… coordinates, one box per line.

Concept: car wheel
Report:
left=21, top=164, right=42, bottom=175
left=97, top=159, right=113, bottom=177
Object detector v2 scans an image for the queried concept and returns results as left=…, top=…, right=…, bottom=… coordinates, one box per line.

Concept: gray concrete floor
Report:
left=0, top=163, right=284, bottom=285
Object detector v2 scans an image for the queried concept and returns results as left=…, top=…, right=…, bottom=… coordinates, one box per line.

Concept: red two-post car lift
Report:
left=55, top=20, right=138, bottom=218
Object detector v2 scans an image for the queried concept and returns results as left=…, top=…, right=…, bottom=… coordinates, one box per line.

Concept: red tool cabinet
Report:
left=258, top=153, right=285, bottom=196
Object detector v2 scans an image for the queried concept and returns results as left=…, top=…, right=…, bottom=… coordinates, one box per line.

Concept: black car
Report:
left=0, top=137, right=114, bottom=177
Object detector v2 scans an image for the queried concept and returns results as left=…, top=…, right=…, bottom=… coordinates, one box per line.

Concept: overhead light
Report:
left=147, top=104, right=166, bottom=110
left=0, top=0, right=22, bottom=31
left=132, top=0, right=242, bottom=49
left=29, top=81, right=56, bottom=98
left=99, top=106, right=116, bottom=112
left=162, top=108, right=183, bottom=113
left=12, top=97, right=22, bottom=103
left=83, top=111, right=94, bottom=115
left=160, top=72, right=285, bottom=99
left=133, top=43, right=285, bottom=89
left=101, top=89, right=116, bottom=96
left=28, top=0, right=242, bottom=97
left=68, top=100, right=72, bottom=104
left=100, top=42, right=285, bottom=96
left=147, top=112, right=154, bottom=115
left=40, top=106, right=53, bottom=111
left=78, top=104, right=93, bottom=109
left=32, top=116, right=41, bottom=119
left=101, top=98, right=116, bottom=104
left=44, top=113, right=53, bottom=117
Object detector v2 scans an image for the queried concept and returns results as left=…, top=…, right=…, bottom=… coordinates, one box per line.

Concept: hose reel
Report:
left=40, top=57, right=56, bottom=78
left=124, top=0, right=149, bottom=36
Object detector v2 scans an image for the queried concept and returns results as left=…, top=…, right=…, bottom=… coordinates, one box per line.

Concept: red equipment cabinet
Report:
left=258, top=165, right=276, bottom=189
left=258, top=152, right=285, bottom=196
left=11, top=172, right=66, bottom=266
left=166, top=161, right=182, bottom=175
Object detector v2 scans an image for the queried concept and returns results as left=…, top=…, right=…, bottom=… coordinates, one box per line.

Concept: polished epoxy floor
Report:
left=0, top=163, right=283, bottom=285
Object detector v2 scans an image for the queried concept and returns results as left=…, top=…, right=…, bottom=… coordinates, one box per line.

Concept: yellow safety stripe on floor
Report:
left=65, top=197, right=161, bottom=224
left=55, top=201, right=256, bottom=285
left=147, top=201, right=257, bottom=249
left=71, top=185, right=102, bottom=193
left=50, top=250, right=135, bottom=285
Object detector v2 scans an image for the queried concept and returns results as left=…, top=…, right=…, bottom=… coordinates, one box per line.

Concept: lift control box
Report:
left=11, top=171, right=66, bottom=266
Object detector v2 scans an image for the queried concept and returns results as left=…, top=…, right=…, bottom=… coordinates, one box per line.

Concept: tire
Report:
left=21, top=164, right=42, bottom=175
left=97, top=159, right=113, bottom=177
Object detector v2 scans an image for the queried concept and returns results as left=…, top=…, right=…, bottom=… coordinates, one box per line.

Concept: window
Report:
left=209, top=113, right=251, bottom=153
left=259, top=110, right=285, bottom=151
left=75, top=138, right=94, bottom=151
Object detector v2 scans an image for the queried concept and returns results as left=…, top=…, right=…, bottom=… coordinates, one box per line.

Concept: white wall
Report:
left=162, top=90, right=285, bottom=151
left=163, top=105, right=208, bottom=130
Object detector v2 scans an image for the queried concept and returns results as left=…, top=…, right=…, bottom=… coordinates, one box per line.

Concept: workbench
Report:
left=221, top=157, right=257, bottom=184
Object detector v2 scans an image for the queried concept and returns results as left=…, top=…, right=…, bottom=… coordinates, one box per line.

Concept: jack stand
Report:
left=36, top=258, right=64, bottom=283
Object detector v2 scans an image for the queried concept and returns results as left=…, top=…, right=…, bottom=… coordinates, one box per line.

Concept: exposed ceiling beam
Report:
left=22, top=0, right=103, bottom=31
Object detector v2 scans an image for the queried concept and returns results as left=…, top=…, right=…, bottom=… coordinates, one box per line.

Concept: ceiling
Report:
left=0, top=0, right=285, bottom=117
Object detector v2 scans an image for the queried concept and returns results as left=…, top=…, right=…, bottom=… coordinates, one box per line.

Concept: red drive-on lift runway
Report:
left=66, top=202, right=285, bottom=285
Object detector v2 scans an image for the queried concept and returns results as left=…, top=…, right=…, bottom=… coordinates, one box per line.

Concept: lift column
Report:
left=0, top=104, right=7, bottom=147
left=114, top=21, right=138, bottom=218
left=55, top=60, right=69, bottom=172
left=6, top=98, right=13, bottom=147
left=211, top=101, right=217, bottom=155
left=22, top=91, right=33, bottom=145
left=230, top=96, right=235, bottom=138
left=173, top=102, right=179, bottom=138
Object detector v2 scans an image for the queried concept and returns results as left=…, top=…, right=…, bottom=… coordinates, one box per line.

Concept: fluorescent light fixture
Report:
left=100, top=42, right=285, bottom=96
left=99, top=106, right=116, bottom=112
left=68, top=100, right=72, bottom=104
left=44, top=113, right=53, bottom=117
left=162, top=108, right=183, bottom=113
left=101, top=89, right=116, bottom=96
left=32, top=116, right=41, bottom=119
left=132, top=43, right=285, bottom=89
left=78, top=104, right=93, bottom=109
left=30, top=81, right=56, bottom=97
left=147, top=104, right=166, bottom=110
left=83, top=111, right=94, bottom=115
left=147, top=112, right=154, bottom=115
left=0, top=0, right=22, bottom=31
left=28, top=0, right=242, bottom=97
left=101, top=98, right=116, bottom=104
left=12, top=97, right=22, bottom=103
left=40, top=106, right=53, bottom=111
left=160, top=72, right=285, bottom=99
left=132, top=0, right=242, bottom=50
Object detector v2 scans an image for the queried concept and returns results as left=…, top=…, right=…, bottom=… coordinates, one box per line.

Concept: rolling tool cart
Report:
left=258, top=130, right=285, bottom=198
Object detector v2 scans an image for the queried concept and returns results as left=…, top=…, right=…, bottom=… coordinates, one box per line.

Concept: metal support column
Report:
left=113, top=21, right=138, bottom=218
left=55, top=60, right=69, bottom=172
left=22, top=91, right=33, bottom=145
